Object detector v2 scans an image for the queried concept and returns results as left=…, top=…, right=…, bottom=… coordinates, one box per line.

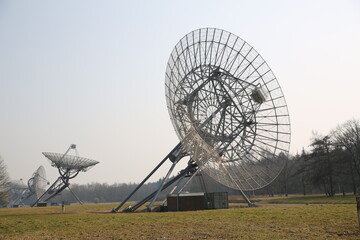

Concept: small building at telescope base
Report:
left=167, top=192, right=228, bottom=211
left=36, top=202, right=48, bottom=207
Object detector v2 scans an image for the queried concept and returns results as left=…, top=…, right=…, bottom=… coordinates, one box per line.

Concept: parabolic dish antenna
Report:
left=43, top=152, right=99, bottom=173
left=165, top=28, right=291, bottom=191
left=28, top=165, right=48, bottom=200
left=11, top=166, right=49, bottom=206
left=112, top=28, right=290, bottom=212
left=32, top=144, right=99, bottom=206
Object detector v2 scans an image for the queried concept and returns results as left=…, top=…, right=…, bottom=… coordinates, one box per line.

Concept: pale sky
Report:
left=0, top=0, right=359, bottom=185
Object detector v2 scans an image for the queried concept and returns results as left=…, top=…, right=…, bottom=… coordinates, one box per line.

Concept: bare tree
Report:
left=292, top=149, right=310, bottom=195
left=332, top=119, right=360, bottom=228
left=332, top=119, right=360, bottom=187
left=0, top=155, right=10, bottom=206
left=308, top=135, right=337, bottom=196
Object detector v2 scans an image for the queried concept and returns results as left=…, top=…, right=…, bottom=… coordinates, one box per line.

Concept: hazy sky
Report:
left=0, top=0, right=359, bottom=185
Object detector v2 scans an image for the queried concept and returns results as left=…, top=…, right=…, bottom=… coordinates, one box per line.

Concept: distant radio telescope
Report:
left=26, top=166, right=48, bottom=202
left=10, top=166, right=48, bottom=206
left=32, top=144, right=99, bottom=206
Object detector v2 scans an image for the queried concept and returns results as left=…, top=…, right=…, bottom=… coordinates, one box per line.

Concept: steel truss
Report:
left=111, top=143, right=195, bottom=212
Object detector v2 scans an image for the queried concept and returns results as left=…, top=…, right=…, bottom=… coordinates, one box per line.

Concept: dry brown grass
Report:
left=1, top=201, right=359, bottom=239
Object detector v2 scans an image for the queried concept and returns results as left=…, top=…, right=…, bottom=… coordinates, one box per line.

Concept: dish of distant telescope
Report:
left=31, top=165, right=48, bottom=199
left=42, top=152, right=99, bottom=172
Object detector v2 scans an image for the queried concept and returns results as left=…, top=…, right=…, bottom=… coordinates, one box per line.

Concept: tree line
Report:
left=1, top=118, right=360, bottom=206
left=260, top=119, right=360, bottom=197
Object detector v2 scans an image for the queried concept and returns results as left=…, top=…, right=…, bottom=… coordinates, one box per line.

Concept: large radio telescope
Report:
left=112, top=28, right=290, bottom=212
left=165, top=28, right=291, bottom=191
left=32, top=144, right=99, bottom=206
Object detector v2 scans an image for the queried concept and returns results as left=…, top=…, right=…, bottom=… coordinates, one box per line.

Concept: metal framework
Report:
left=32, top=144, right=99, bottom=206
left=8, top=179, right=28, bottom=207
left=112, top=28, right=290, bottom=212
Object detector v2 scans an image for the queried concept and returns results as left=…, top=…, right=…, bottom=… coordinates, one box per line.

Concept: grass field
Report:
left=262, top=194, right=356, bottom=204
left=0, top=196, right=359, bottom=239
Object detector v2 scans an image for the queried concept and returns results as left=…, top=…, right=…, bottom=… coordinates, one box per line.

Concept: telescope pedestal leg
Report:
left=147, top=160, right=178, bottom=211
left=31, top=178, right=62, bottom=207
left=239, top=189, right=255, bottom=207
left=67, top=185, right=83, bottom=205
